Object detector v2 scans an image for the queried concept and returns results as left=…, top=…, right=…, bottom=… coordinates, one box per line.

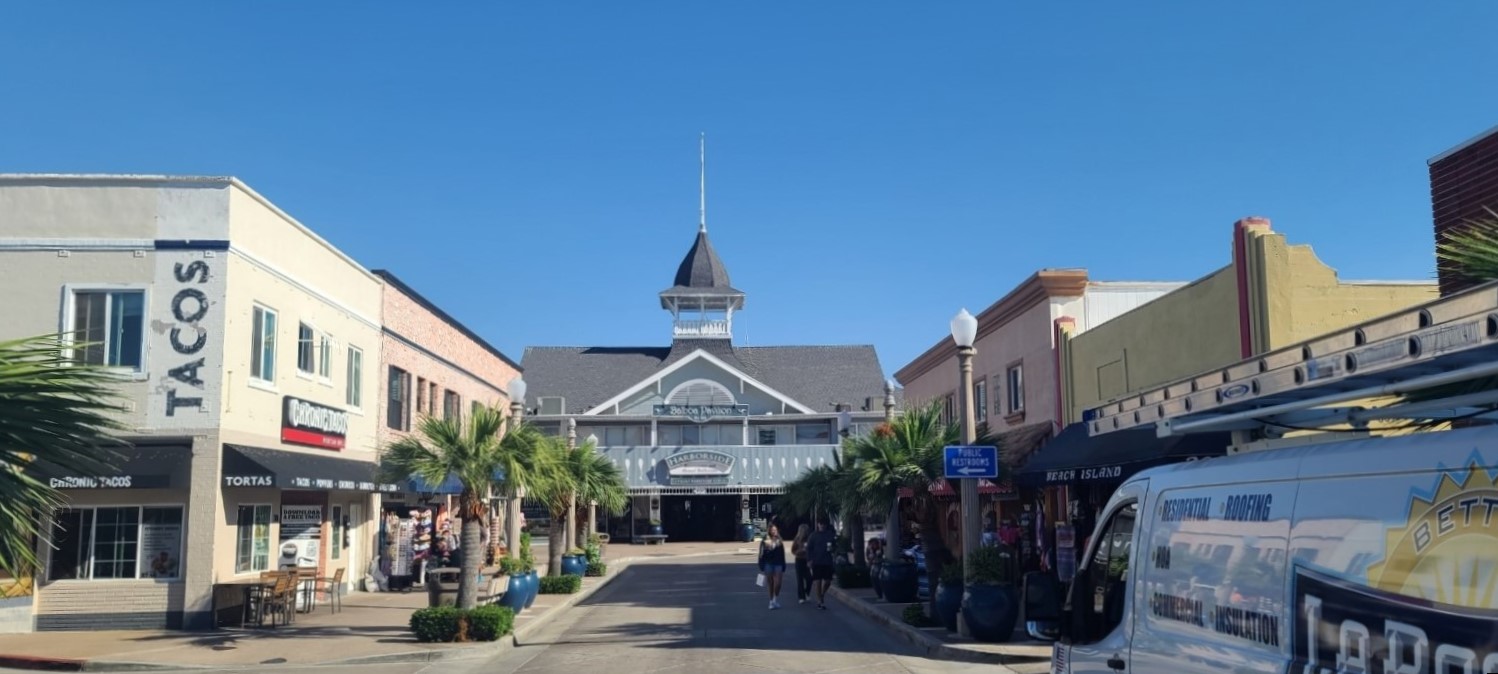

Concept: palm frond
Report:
left=0, top=335, right=128, bottom=577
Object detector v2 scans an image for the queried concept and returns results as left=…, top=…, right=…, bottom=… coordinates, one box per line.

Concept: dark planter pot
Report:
left=739, top=523, right=755, bottom=543
left=649, top=524, right=664, bottom=537
left=561, top=555, right=587, bottom=577
left=498, top=573, right=528, bottom=613
left=962, top=583, right=1020, bottom=643
left=524, top=570, right=540, bottom=608
left=934, top=579, right=964, bottom=632
left=870, top=561, right=885, bottom=599
left=880, top=561, right=919, bottom=604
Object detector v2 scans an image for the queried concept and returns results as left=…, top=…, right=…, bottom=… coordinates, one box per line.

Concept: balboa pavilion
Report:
left=517, top=224, right=895, bottom=542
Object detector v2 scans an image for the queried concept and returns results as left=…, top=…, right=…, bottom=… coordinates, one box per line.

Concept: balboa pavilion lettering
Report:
left=652, top=404, right=748, bottom=423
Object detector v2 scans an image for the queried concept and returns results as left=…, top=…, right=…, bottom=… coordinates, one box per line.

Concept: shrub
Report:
left=539, top=574, right=582, bottom=594
left=585, top=561, right=607, bottom=577
left=584, top=544, right=602, bottom=564
left=966, top=544, right=1017, bottom=585
left=465, top=605, right=515, bottom=642
left=566, top=547, right=586, bottom=556
left=939, top=562, right=964, bottom=585
left=901, top=603, right=936, bottom=627
left=410, top=606, right=463, bottom=643
left=835, top=563, right=871, bottom=588
left=520, top=532, right=534, bottom=569
left=498, top=557, right=525, bottom=575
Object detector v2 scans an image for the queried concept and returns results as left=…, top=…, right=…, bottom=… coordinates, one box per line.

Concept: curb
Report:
left=827, top=587, right=1045, bottom=669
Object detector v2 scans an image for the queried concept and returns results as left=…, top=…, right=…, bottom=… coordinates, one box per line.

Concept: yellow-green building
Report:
left=1058, top=217, right=1437, bottom=425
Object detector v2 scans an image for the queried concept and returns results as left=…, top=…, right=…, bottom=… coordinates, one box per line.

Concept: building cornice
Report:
left=894, top=269, right=1089, bottom=385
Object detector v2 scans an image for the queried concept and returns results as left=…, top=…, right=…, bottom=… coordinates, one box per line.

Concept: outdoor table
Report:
left=211, top=577, right=277, bottom=628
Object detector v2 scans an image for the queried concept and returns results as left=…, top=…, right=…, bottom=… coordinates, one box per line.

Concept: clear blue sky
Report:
left=5, top=3, right=1497, bottom=377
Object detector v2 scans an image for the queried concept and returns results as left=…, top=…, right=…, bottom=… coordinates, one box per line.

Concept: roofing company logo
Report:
left=1366, top=460, right=1498, bottom=609
left=1290, top=459, right=1498, bottom=673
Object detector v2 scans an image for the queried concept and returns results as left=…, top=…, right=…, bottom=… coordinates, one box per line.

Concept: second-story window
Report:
left=444, top=390, right=460, bottom=422
left=250, top=306, right=277, bottom=382
left=297, top=323, right=315, bottom=375
left=974, top=379, right=988, bottom=423
left=70, top=289, right=145, bottom=370
left=317, top=334, right=332, bottom=379
left=345, top=347, right=363, bottom=407
left=387, top=366, right=410, bottom=430
left=1007, top=364, right=1025, bottom=414
left=795, top=423, right=830, bottom=444
left=943, top=393, right=956, bottom=425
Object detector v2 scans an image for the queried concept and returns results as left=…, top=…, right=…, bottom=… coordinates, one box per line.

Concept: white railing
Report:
left=673, top=319, right=731, bottom=338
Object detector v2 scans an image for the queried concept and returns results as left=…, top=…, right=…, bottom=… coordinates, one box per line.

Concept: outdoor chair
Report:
left=263, top=573, right=298, bottom=627
left=315, top=567, right=345, bottom=614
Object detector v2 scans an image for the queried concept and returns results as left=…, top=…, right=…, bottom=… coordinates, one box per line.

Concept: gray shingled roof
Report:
left=659, top=228, right=744, bottom=302
left=520, top=342, right=889, bottom=415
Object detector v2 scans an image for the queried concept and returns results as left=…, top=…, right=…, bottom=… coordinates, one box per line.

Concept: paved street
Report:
left=480, top=555, right=1017, bottom=674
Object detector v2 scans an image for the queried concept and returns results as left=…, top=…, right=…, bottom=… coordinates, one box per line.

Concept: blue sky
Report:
left=4, top=3, right=1497, bottom=376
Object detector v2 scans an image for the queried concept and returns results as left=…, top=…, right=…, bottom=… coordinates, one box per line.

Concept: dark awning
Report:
left=30, top=441, right=191, bottom=490
left=222, top=444, right=397, bottom=492
left=1014, top=422, right=1230, bottom=487
left=406, top=468, right=505, bottom=495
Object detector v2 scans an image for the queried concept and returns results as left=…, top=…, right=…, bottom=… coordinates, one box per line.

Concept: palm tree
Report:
left=852, top=399, right=959, bottom=616
left=381, top=405, right=549, bottom=609
left=531, top=438, right=627, bottom=576
left=0, top=336, right=125, bottom=578
left=778, top=445, right=880, bottom=566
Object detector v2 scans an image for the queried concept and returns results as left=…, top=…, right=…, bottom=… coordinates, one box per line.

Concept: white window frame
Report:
left=1007, top=364, right=1025, bottom=414
left=250, top=305, right=278, bottom=385
left=235, top=503, right=273, bottom=575
left=60, top=284, right=150, bottom=378
left=317, top=333, right=333, bottom=382
left=296, top=322, right=316, bottom=376
left=330, top=505, right=343, bottom=561
left=345, top=346, right=363, bottom=409
left=46, top=503, right=186, bottom=582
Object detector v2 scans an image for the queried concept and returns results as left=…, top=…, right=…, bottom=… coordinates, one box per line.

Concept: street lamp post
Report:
left=950, top=309, right=980, bottom=637
left=506, top=376, right=527, bottom=560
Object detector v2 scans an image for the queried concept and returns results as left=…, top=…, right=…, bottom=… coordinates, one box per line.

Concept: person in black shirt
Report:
left=807, top=519, right=837, bottom=609
left=758, top=524, right=787, bottom=609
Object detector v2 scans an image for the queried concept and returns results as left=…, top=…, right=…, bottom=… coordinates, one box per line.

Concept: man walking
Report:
left=807, top=519, right=837, bottom=610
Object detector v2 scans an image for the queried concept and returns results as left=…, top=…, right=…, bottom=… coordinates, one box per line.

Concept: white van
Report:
left=1025, top=424, right=1498, bottom=673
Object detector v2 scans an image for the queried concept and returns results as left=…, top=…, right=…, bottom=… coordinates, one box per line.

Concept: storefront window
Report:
left=47, top=506, right=183, bottom=581
left=795, top=423, right=831, bottom=444
left=235, top=505, right=272, bottom=573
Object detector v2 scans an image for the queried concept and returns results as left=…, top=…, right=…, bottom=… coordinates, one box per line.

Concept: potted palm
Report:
left=519, top=532, right=539, bottom=608
left=648, top=519, right=664, bottom=537
left=497, top=556, right=527, bottom=613
left=383, top=406, right=542, bottom=611
left=561, top=547, right=588, bottom=576
left=961, top=544, right=1020, bottom=642
left=934, top=561, right=964, bottom=631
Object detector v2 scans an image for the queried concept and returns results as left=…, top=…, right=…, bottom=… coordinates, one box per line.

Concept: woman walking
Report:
left=790, top=524, right=812, bottom=604
left=758, top=524, right=787, bottom=609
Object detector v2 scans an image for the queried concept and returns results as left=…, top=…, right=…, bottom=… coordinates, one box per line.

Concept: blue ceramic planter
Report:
left=934, top=579, right=964, bottom=632
left=880, top=561, right=919, bottom=604
left=561, top=555, right=588, bottom=577
left=499, top=573, right=528, bottom=613
left=524, top=570, right=539, bottom=608
left=961, top=583, right=1020, bottom=643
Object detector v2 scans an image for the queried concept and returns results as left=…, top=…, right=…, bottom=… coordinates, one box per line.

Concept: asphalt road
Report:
left=0, top=555, right=1039, bottom=674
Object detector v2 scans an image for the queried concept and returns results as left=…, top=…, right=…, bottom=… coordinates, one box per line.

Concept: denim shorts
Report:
left=762, top=564, right=786, bottom=573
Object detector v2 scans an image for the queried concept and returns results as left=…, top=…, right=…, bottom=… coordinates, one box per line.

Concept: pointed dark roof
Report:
left=660, top=227, right=744, bottom=299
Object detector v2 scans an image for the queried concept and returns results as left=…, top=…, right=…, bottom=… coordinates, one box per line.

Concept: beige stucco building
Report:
left=0, top=175, right=391, bottom=631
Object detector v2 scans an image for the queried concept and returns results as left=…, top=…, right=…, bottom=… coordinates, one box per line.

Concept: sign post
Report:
left=943, top=445, right=999, bottom=480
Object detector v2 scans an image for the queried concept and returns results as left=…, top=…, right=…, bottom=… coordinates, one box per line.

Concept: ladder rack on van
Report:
left=1085, top=280, right=1498, bottom=439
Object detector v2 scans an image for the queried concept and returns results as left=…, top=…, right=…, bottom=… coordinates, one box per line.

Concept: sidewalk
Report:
left=828, top=585, right=1052, bottom=673
left=0, top=542, right=749, bottom=671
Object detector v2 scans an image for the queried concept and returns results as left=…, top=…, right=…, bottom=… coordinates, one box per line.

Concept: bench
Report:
left=638, top=534, right=668, bottom=545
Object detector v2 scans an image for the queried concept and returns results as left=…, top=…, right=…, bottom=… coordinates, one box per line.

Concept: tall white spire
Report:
left=699, top=132, right=707, bottom=233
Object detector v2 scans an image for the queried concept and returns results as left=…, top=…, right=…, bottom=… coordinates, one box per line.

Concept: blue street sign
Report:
left=943, top=445, right=999, bottom=480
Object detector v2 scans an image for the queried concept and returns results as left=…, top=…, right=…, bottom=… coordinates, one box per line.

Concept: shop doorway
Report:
left=661, top=495, right=738, bottom=542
